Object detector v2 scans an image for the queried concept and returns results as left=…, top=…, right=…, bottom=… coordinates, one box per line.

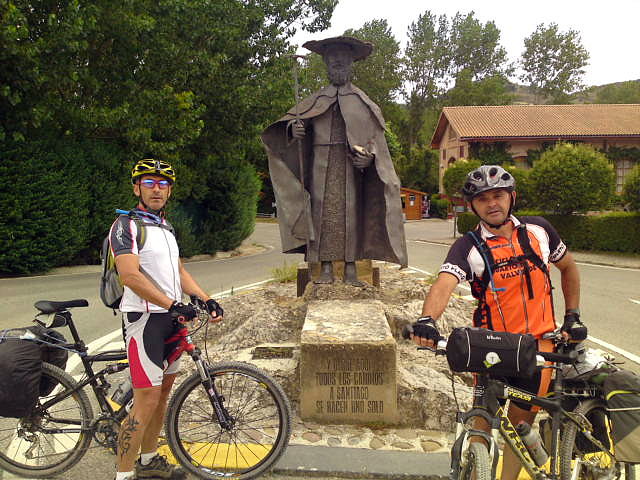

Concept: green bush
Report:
left=430, top=196, right=450, bottom=219
left=530, top=143, right=615, bottom=214
left=0, top=141, right=91, bottom=274
left=622, top=163, right=640, bottom=211
left=456, top=211, right=640, bottom=254
left=442, top=159, right=481, bottom=197
left=195, top=153, right=260, bottom=253
left=506, top=167, right=534, bottom=210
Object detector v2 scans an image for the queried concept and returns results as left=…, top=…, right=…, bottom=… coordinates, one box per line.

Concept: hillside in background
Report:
left=507, top=79, right=640, bottom=105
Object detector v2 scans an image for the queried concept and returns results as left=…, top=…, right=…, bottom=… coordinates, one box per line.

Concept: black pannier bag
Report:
left=0, top=326, right=68, bottom=418
left=603, top=369, right=640, bottom=463
left=0, top=331, right=43, bottom=418
left=34, top=326, right=68, bottom=395
left=446, top=327, right=537, bottom=378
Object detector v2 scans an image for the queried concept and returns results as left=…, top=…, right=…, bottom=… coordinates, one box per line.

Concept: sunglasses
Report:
left=139, top=179, right=171, bottom=189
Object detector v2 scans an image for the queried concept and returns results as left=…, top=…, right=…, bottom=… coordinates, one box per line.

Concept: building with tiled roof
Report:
left=431, top=104, right=640, bottom=193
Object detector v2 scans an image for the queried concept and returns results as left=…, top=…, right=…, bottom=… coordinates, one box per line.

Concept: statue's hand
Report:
left=291, top=120, right=305, bottom=139
left=351, top=151, right=374, bottom=169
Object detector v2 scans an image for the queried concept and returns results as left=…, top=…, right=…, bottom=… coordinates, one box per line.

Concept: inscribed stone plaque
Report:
left=300, top=300, right=397, bottom=424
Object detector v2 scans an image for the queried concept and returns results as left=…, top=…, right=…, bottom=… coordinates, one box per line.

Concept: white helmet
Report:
left=462, top=165, right=515, bottom=202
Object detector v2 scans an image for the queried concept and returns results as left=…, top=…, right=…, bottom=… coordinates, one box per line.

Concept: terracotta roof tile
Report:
left=431, top=104, right=640, bottom=147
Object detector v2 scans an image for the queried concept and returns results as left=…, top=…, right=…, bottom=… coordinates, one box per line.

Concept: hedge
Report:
left=456, top=211, right=640, bottom=254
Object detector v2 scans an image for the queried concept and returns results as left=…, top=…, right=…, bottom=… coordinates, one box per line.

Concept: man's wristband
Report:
left=417, top=316, right=435, bottom=324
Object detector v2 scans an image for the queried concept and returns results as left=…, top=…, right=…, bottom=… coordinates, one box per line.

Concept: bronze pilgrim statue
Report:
left=261, top=36, right=407, bottom=285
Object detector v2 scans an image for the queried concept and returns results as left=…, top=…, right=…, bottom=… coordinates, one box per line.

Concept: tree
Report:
left=344, top=19, right=403, bottom=118
left=446, top=70, right=514, bottom=106
left=404, top=11, right=450, bottom=148
left=403, top=10, right=512, bottom=149
left=622, top=164, right=640, bottom=211
left=530, top=143, right=615, bottom=214
left=520, top=23, right=589, bottom=104
left=595, top=81, right=640, bottom=104
left=0, top=0, right=338, bottom=273
left=449, top=12, right=511, bottom=81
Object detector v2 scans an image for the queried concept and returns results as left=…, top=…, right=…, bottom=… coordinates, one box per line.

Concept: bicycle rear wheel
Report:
left=165, top=361, right=292, bottom=480
left=560, top=399, right=635, bottom=480
left=0, top=362, right=93, bottom=477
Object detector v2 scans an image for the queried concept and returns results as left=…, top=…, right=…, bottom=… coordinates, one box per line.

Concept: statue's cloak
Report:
left=261, top=83, right=407, bottom=267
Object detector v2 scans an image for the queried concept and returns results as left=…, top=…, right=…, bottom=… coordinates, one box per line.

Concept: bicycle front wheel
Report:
left=560, top=398, right=634, bottom=480
left=165, top=361, right=292, bottom=480
left=0, top=362, right=93, bottom=477
left=457, top=442, right=492, bottom=480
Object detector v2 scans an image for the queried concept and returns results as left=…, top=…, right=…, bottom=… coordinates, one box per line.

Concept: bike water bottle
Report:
left=111, top=378, right=133, bottom=407
left=516, top=421, right=549, bottom=466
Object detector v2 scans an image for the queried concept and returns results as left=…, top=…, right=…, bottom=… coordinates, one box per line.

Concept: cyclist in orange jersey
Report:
left=410, top=165, right=586, bottom=480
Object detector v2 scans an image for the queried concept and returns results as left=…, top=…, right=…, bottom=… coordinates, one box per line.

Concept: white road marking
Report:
left=574, top=262, right=640, bottom=272
left=588, top=335, right=640, bottom=366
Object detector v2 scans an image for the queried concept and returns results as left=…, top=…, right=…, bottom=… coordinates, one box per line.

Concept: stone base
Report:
left=299, top=300, right=397, bottom=424
left=296, top=260, right=380, bottom=296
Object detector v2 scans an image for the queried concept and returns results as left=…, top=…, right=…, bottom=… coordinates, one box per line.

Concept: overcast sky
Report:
left=293, top=0, right=639, bottom=87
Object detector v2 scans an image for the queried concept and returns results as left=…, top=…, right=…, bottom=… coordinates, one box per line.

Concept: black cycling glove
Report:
left=561, top=310, right=588, bottom=341
left=205, top=299, right=224, bottom=318
left=411, top=316, right=443, bottom=343
left=169, top=301, right=197, bottom=323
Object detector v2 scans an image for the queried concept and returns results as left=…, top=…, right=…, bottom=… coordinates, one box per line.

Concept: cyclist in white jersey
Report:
left=109, top=159, right=224, bottom=480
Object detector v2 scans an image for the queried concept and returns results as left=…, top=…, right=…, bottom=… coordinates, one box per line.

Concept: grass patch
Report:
left=271, top=261, right=298, bottom=283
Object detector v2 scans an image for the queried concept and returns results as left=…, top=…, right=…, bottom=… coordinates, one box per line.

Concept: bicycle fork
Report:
left=190, top=349, right=235, bottom=431
left=450, top=408, right=501, bottom=480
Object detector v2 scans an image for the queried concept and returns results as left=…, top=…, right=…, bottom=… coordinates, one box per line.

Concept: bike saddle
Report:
left=34, top=299, right=89, bottom=314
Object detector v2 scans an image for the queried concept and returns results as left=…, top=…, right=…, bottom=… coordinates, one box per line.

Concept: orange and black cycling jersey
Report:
left=439, top=215, right=568, bottom=339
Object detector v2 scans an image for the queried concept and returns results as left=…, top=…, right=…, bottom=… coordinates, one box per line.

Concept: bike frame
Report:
left=452, top=364, right=614, bottom=480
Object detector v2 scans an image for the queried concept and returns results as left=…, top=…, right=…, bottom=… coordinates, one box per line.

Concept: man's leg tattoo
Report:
left=119, top=415, right=141, bottom=459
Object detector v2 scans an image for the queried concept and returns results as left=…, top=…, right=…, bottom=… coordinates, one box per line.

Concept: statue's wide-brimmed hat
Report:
left=303, top=36, right=373, bottom=62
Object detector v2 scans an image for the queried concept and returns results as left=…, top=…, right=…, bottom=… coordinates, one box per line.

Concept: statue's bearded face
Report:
left=323, top=47, right=354, bottom=86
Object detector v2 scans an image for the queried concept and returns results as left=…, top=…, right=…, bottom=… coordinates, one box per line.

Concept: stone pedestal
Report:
left=299, top=300, right=397, bottom=424
left=296, top=260, right=380, bottom=296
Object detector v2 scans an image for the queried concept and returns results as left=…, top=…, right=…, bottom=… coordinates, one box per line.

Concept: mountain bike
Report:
left=0, top=298, right=291, bottom=479
left=403, top=327, right=637, bottom=480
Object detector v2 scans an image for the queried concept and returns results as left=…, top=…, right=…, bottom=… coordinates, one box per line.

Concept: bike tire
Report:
left=559, top=398, right=634, bottom=480
left=458, top=442, right=492, bottom=480
left=0, top=362, right=93, bottom=477
left=165, top=361, right=292, bottom=480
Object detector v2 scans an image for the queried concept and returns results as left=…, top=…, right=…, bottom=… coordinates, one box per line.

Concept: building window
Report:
left=442, top=149, right=446, bottom=160
left=616, top=158, right=635, bottom=193
left=409, top=194, right=415, bottom=206
left=459, top=145, right=465, bottom=158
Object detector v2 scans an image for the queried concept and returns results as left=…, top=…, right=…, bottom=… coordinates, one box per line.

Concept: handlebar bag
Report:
left=603, top=369, right=640, bottom=463
left=446, top=327, right=537, bottom=378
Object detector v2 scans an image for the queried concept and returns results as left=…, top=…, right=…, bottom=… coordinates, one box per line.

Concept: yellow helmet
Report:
left=131, top=159, right=176, bottom=184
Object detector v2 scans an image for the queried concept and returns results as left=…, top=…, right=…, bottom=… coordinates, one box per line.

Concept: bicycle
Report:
left=403, top=326, right=637, bottom=480
left=0, top=297, right=292, bottom=479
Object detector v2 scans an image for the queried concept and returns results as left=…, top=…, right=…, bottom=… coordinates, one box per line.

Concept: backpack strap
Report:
left=467, top=230, right=505, bottom=293
left=515, top=224, right=552, bottom=300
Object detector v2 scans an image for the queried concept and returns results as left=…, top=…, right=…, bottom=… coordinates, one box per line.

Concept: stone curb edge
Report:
left=272, top=445, right=450, bottom=479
